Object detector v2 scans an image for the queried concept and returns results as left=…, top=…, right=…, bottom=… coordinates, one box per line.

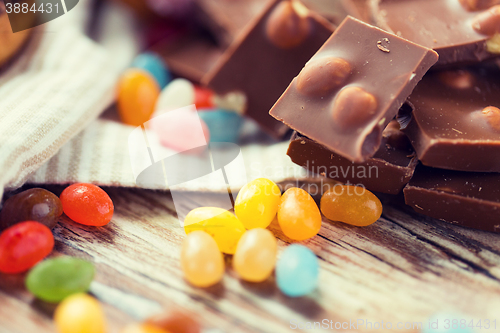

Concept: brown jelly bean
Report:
left=331, top=86, right=378, bottom=129
left=265, top=0, right=311, bottom=49
left=482, top=106, right=500, bottom=131
left=438, top=69, right=475, bottom=89
left=296, top=57, right=352, bottom=97
left=472, top=5, right=500, bottom=35
left=1, top=188, right=63, bottom=230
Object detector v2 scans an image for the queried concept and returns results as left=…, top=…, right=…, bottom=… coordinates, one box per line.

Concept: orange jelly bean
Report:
left=146, top=309, right=201, bottom=333
left=320, top=185, right=382, bottom=226
left=117, top=69, right=160, bottom=126
left=181, top=230, right=224, bottom=288
left=277, top=188, right=321, bottom=240
left=233, top=228, right=277, bottom=282
left=120, top=323, right=169, bottom=333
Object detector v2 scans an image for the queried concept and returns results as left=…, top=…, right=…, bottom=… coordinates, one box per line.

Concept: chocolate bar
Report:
left=404, top=164, right=500, bottom=233
left=370, top=0, right=500, bottom=67
left=287, top=121, right=418, bottom=194
left=400, top=65, right=500, bottom=172
left=270, top=16, right=438, bottom=161
left=204, top=0, right=335, bottom=137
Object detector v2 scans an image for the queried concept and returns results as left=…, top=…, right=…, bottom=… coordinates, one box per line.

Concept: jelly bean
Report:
left=149, top=106, right=210, bottom=152
left=54, top=293, right=106, bottom=333
left=117, top=69, right=160, bottom=127
left=121, top=323, right=169, bottom=333
left=276, top=244, right=319, bottom=297
left=213, top=92, right=247, bottom=115
left=234, top=178, right=281, bottom=229
left=184, top=207, right=245, bottom=254
left=181, top=230, right=224, bottom=287
left=60, top=183, right=114, bottom=227
left=194, top=86, right=214, bottom=109
left=198, top=109, right=244, bottom=143
left=146, top=309, right=201, bottom=333
left=320, top=185, right=382, bottom=227
left=233, top=228, right=277, bottom=282
left=131, top=52, right=171, bottom=89
left=0, top=221, right=54, bottom=274
left=0, top=188, right=63, bottom=230
left=155, top=78, right=195, bottom=113
left=277, top=188, right=321, bottom=240
left=26, top=257, right=95, bottom=303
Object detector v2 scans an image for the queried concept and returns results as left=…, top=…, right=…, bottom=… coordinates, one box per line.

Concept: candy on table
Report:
left=277, top=188, right=321, bottom=241
left=26, top=257, right=95, bottom=303
left=194, top=86, right=215, bottom=109
left=60, top=183, right=114, bottom=227
left=0, top=188, right=63, bottom=230
left=276, top=244, right=319, bottom=297
left=234, top=178, right=281, bottom=229
left=154, top=78, right=195, bottom=114
left=54, top=293, right=106, bottom=333
left=120, top=323, right=170, bottom=333
left=131, top=52, right=172, bottom=89
left=269, top=16, right=438, bottom=162
left=320, top=185, right=382, bottom=227
left=148, top=105, right=210, bottom=152
left=181, top=230, right=224, bottom=287
left=233, top=228, right=277, bottom=282
left=198, top=109, right=243, bottom=143
left=184, top=207, right=245, bottom=254
left=0, top=221, right=54, bottom=274
left=146, top=309, right=201, bottom=333
left=117, top=69, right=160, bottom=127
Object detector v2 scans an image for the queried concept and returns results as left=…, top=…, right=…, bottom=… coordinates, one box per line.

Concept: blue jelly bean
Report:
left=131, top=52, right=171, bottom=89
left=276, top=244, right=319, bottom=297
left=198, top=109, right=243, bottom=143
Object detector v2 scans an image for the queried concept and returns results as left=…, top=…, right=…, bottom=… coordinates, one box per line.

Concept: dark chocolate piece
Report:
left=401, top=66, right=500, bottom=172
left=404, top=164, right=500, bottom=233
left=204, top=0, right=335, bottom=137
left=270, top=16, right=438, bottom=161
left=287, top=122, right=418, bottom=194
left=370, top=0, right=500, bottom=67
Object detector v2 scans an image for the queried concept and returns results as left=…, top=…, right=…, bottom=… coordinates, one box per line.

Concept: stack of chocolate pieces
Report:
left=166, top=0, right=500, bottom=232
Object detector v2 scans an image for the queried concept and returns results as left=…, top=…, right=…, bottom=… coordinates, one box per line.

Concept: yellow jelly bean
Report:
left=233, top=228, right=277, bottom=282
left=181, top=230, right=224, bottom=288
left=234, top=178, right=281, bottom=229
left=320, top=185, right=382, bottom=226
left=54, top=293, right=106, bottom=333
left=184, top=207, right=245, bottom=254
left=120, top=323, right=170, bottom=333
left=117, top=69, right=160, bottom=127
left=277, top=187, right=322, bottom=240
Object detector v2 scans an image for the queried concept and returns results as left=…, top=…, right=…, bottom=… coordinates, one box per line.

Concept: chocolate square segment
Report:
left=204, top=0, right=335, bottom=138
left=402, top=66, right=500, bottom=172
left=270, top=16, right=438, bottom=162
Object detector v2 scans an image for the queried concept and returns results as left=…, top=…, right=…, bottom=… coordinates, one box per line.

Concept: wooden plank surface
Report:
left=1, top=185, right=500, bottom=333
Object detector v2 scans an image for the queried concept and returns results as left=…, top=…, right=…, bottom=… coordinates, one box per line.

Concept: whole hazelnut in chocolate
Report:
left=331, top=86, right=378, bottom=130
left=472, top=5, right=500, bottom=35
left=296, top=57, right=352, bottom=97
left=265, top=0, right=311, bottom=49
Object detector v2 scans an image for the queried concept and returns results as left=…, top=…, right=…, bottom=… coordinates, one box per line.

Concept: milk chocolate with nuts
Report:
left=270, top=16, right=438, bottom=162
left=203, top=0, right=335, bottom=137
left=400, top=65, right=500, bottom=172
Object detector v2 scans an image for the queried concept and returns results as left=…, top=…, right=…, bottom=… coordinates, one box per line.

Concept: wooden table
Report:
left=1, top=185, right=500, bottom=333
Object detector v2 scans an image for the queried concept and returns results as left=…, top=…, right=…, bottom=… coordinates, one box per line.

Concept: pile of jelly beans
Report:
left=180, top=178, right=383, bottom=297
left=116, top=52, right=245, bottom=147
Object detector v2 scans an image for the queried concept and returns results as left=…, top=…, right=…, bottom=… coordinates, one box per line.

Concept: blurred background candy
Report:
left=131, top=52, right=172, bottom=89
left=198, top=109, right=243, bottom=143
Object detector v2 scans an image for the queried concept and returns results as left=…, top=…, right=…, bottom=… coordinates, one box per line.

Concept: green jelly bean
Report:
left=26, top=257, right=95, bottom=303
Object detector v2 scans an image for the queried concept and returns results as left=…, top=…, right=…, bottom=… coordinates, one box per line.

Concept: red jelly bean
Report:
left=60, top=184, right=114, bottom=227
left=0, top=221, right=54, bottom=274
left=194, top=86, right=214, bottom=109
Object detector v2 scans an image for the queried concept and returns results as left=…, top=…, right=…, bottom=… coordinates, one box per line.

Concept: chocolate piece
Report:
left=204, top=0, right=335, bottom=137
left=404, top=165, right=500, bottom=233
left=287, top=122, right=418, bottom=194
left=193, top=0, right=269, bottom=46
left=270, top=16, right=438, bottom=161
left=401, top=66, right=500, bottom=172
left=153, top=35, right=225, bottom=83
left=370, top=0, right=500, bottom=67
